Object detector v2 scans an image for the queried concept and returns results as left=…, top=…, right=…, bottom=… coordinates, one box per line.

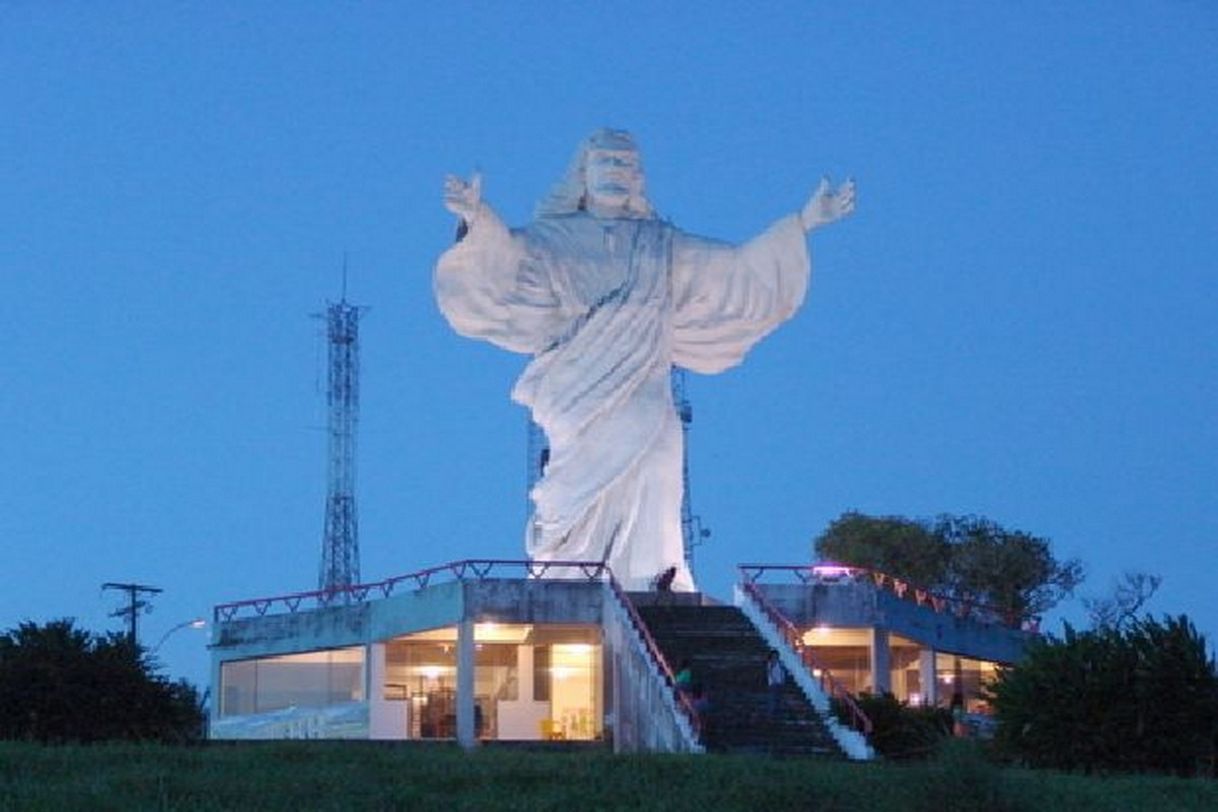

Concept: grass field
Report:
left=0, top=740, right=1215, bottom=811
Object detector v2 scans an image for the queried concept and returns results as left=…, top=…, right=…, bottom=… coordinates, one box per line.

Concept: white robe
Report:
left=434, top=209, right=810, bottom=591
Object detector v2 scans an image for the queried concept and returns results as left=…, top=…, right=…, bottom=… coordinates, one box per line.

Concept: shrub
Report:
left=0, top=619, right=204, bottom=744
left=835, top=691, right=952, bottom=759
left=989, top=614, right=1218, bottom=775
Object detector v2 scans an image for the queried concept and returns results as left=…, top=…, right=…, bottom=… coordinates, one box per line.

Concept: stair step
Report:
left=629, top=600, right=846, bottom=760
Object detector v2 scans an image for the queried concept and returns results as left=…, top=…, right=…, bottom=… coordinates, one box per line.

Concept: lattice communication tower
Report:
left=669, top=366, right=710, bottom=566
left=317, top=286, right=365, bottom=599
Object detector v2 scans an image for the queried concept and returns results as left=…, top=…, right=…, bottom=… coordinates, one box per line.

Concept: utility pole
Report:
left=101, top=582, right=162, bottom=646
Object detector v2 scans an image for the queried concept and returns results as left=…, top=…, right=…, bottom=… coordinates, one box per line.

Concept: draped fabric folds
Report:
left=435, top=208, right=810, bottom=591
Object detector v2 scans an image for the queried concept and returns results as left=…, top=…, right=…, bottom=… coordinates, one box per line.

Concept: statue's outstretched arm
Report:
left=799, top=176, right=856, bottom=233
left=444, top=173, right=504, bottom=238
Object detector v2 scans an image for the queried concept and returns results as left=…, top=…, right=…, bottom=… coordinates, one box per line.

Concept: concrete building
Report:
left=209, top=560, right=1034, bottom=753
left=737, top=564, right=1036, bottom=714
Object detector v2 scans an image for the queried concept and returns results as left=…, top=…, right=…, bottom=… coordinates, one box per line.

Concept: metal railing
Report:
left=737, top=563, right=1040, bottom=632
left=213, top=559, right=608, bottom=622
left=737, top=578, right=873, bottom=737
left=604, top=575, right=703, bottom=742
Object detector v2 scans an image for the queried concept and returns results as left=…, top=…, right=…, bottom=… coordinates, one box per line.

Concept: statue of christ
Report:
left=434, top=128, right=854, bottom=591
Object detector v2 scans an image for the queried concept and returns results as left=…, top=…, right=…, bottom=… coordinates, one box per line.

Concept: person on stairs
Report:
left=766, top=649, right=786, bottom=719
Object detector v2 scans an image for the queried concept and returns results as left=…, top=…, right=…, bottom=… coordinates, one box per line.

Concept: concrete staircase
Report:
left=633, top=598, right=844, bottom=757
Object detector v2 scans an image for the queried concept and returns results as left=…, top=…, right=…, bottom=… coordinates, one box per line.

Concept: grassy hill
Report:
left=0, top=740, right=1214, bottom=811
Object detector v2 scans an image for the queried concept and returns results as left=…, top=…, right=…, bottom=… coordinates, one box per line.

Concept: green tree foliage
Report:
left=0, top=619, right=204, bottom=744
left=814, top=511, right=1083, bottom=622
left=988, top=615, right=1218, bottom=775
left=935, top=515, right=1084, bottom=621
left=814, top=512, right=951, bottom=588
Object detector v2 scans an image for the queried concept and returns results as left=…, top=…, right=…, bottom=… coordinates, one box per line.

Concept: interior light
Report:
left=561, top=643, right=593, bottom=655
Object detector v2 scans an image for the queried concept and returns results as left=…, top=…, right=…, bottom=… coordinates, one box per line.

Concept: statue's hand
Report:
left=443, top=173, right=482, bottom=223
left=800, top=176, right=856, bottom=232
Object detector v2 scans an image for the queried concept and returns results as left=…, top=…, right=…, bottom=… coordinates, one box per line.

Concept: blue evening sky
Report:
left=2, top=3, right=1215, bottom=690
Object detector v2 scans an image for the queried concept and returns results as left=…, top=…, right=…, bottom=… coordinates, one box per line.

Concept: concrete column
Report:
left=870, top=626, right=891, bottom=694
left=919, top=647, right=938, bottom=706
left=365, top=642, right=379, bottom=701
left=604, top=632, right=617, bottom=750
left=208, top=653, right=224, bottom=736
left=368, top=642, right=408, bottom=740
left=456, top=618, right=476, bottom=749
left=517, top=643, right=534, bottom=699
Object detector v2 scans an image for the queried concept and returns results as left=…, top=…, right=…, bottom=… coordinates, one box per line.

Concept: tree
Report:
left=813, top=511, right=1082, bottom=622
left=0, top=619, right=204, bottom=744
left=814, top=511, right=951, bottom=588
left=935, top=515, right=1084, bottom=621
left=1083, top=571, right=1162, bottom=631
left=988, top=615, right=1218, bottom=775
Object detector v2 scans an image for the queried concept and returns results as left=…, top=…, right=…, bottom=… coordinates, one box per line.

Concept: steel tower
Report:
left=317, top=286, right=364, bottom=599
left=669, top=366, right=710, bottom=567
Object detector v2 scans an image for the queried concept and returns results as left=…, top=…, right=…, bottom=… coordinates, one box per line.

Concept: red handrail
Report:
left=605, top=576, right=703, bottom=741
left=213, top=559, right=608, bottom=622
left=739, top=579, right=873, bottom=737
left=737, top=563, right=1039, bottom=631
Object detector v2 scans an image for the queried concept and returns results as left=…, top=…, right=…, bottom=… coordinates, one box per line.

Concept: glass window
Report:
left=548, top=641, right=599, bottom=740
left=935, top=653, right=1000, bottom=713
left=220, top=659, right=257, bottom=716
left=527, top=626, right=601, bottom=741
left=533, top=644, right=551, bottom=702
left=381, top=623, right=602, bottom=742
left=385, top=629, right=459, bottom=739
left=474, top=643, right=518, bottom=740
left=801, top=626, right=873, bottom=694
left=889, top=634, right=923, bottom=704
left=219, top=646, right=365, bottom=716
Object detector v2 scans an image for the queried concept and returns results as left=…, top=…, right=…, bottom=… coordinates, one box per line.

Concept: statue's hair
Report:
left=535, top=128, right=654, bottom=219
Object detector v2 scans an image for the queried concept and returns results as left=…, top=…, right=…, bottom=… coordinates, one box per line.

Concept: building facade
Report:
left=209, top=561, right=1032, bottom=751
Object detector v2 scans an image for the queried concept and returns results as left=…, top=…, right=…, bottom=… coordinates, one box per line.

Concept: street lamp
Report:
left=153, top=618, right=206, bottom=653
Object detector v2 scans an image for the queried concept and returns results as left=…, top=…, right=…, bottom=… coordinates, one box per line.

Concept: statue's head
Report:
left=536, top=128, right=654, bottom=219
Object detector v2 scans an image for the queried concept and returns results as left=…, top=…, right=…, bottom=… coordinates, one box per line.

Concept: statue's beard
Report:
left=585, top=184, right=637, bottom=218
